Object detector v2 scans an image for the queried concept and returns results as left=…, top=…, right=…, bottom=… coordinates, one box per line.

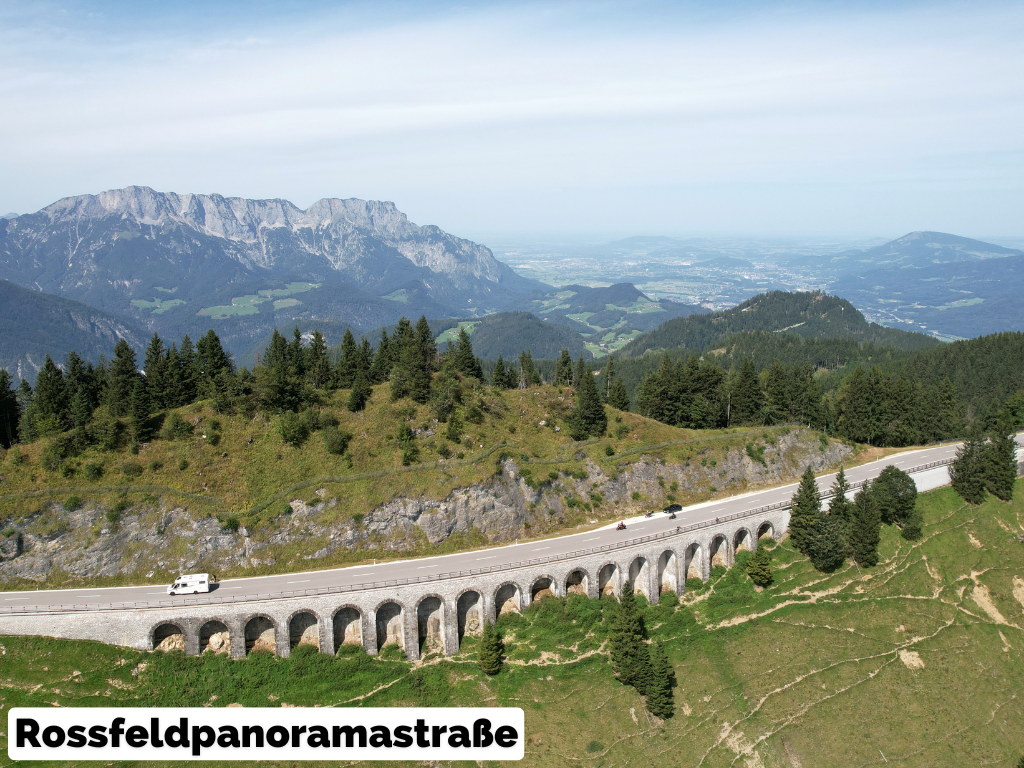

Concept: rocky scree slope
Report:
left=0, top=429, right=850, bottom=583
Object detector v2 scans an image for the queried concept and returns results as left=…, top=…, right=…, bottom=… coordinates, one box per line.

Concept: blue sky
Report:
left=1, top=0, right=1022, bottom=240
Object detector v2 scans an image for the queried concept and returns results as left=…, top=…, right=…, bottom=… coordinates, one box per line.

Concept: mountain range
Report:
left=0, top=186, right=546, bottom=354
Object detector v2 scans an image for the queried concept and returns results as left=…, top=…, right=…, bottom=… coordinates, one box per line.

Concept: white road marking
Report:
left=287, top=580, right=310, bottom=584
left=533, top=547, right=550, bottom=551
left=220, top=586, right=242, bottom=590
left=476, top=556, right=496, bottom=560
left=582, top=537, right=599, bottom=542
left=147, top=592, right=166, bottom=595
left=4, top=597, right=29, bottom=601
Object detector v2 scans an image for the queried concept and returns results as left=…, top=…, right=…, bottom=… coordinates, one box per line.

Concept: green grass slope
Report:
left=2, top=482, right=1023, bottom=767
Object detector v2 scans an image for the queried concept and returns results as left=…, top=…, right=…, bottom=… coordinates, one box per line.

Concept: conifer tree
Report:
left=305, top=330, right=332, bottom=391
left=197, top=329, right=232, bottom=382
left=347, top=370, right=372, bottom=413
left=336, top=328, right=359, bottom=388
left=809, top=512, right=847, bottom=572
left=788, top=466, right=821, bottom=555
left=0, top=369, right=19, bottom=448
left=950, top=425, right=987, bottom=504
left=608, top=376, right=630, bottom=411
left=982, top=412, right=1017, bottom=501
left=762, top=359, right=790, bottom=425
left=572, top=355, right=587, bottom=389
left=568, top=361, right=607, bottom=440
left=478, top=621, right=505, bottom=675
left=26, top=356, right=67, bottom=436
left=729, top=358, right=764, bottom=426
left=602, top=355, right=617, bottom=401
left=129, top=378, right=152, bottom=442
left=518, top=350, right=540, bottom=388
left=491, top=355, right=509, bottom=390
left=142, top=334, right=169, bottom=410
left=646, top=643, right=675, bottom=719
left=827, top=467, right=852, bottom=523
left=451, top=327, right=484, bottom=379
left=415, top=315, right=437, bottom=371
left=107, top=339, right=139, bottom=417
left=746, top=545, right=773, bottom=586
left=849, top=483, right=881, bottom=567
left=609, top=580, right=652, bottom=695
left=175, top=335, right=198, bottom=407
left=369, top=329, right=394, bottom=384
left=554, top=348, right=574, bottom=387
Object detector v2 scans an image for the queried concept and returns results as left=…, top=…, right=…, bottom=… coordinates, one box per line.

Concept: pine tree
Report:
left=568, top=361, right=607, bottom=440
left=176, top=335, right=199, bottom=406
left=196, top=329, right=232, bottom=382
left=518, top=350, right=540, bottom=388
left=872, top=465, right=918, bottom=525
left=305, top=330, right=332, bottom=391
left=827, top=467, right=852, bottom=523
left=609, top=580, right=652, bottom=694
left=950, top=425, right=987, bottom=504
left=415, top=316, right=437, bottom=372
left=809, top=511, right=847, bottom=572
left=602, top=355, right=617, bottom=401
left=981, top=412, right=1017, bottom=501
left=746, top=545, right=773, bottom=586
left=645, top=643, right=675, bottom=719
left=129, top=378, right=152, bottom=442
left=572, top=355, right=587, bottom=389
left=369, top=329, right=394, bottom=384
left=336, top=328, right=359, bottom=388
left=27, top=356, right=67, bottom=435
left=762, top=359, right=790, bottom=425
left=452, top=327, right=484, bottom=379
left=107, top=339, right=139, bottom=417
left=491, top=355, right=509, bottom=390
left=788, top=466, right=821, bottom=555
left=478, top=621, right=505, bottom=675
left=0, top=369, right=19, bottom=448
left=608, top=376, right=630, bottom=411
left=554, top=348, right=574, bottom=386
left=729, top=358, right=764, bottom=426
left=346, top=370, right=372, bottom=413
left=849, top=483, right=881, bottom=567
left=142, top=334, right=169, bottom=410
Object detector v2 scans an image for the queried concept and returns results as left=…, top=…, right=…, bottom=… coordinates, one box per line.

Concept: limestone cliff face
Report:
left=0, top=430, right=851, bottom=583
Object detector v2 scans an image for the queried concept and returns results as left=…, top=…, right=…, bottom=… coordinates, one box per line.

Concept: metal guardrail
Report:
left=0, top=456, right=955, bottom=616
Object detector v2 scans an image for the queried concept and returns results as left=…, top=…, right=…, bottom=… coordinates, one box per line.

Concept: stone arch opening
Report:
left=152, top=623, right=184, bottom=652
left=598, top=563, right=619, bottom=597
left=289, top=611, right=320, bottom=650
left=565, top=569, right=589, bottom=597
left=734, top=528, right=751, bottom=554
left=375, top=602, right=403, bottom=651
left=244, top=616, right=277, bottom=655
left=457, top=591, right=482, bottom=642
left=757, top=522, right=775, bottom=540
left=710, top=535, right=729, bottom=568
left=685, top=543, right=703, bottom=581
left=531, top=576, right=555, bottom=602
left=417, top=596, right=444, bottom=653
left=199, top=620, right=230, bottom=655
left=495, top=583, right=521, bottom=616
left=629, top=556, right=650, bottom=600
left=657, top=549, right=678, bottom=596
left=333, top=607, right=362, bottom=651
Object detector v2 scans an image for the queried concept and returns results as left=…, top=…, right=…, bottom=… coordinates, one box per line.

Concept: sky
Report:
left=1, top=0, right=1022, bottom=241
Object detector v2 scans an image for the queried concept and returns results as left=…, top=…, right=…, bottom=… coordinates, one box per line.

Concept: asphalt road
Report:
left=2, top=437, right=1020, bottom=612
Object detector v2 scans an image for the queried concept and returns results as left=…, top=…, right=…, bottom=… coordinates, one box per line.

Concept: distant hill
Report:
left=0, top=186, right=547, bottom=355
left=509, top=282, right=706, bottom=357
left=619, top=291, right=937, bottom=358
left=463, top=312, right=591, bottom=360
left=0, top=279, right=148, bottom=380
left=788, top=231, right=1023, bottom=275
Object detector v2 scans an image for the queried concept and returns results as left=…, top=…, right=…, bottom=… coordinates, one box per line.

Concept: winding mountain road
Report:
left=2, top=436, right=1020, bottom=613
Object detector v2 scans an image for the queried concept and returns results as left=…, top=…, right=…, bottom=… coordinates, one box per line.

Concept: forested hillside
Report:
left=620, top=291, right=936, bottom=357
left=0, top=279, right=148, bottom=381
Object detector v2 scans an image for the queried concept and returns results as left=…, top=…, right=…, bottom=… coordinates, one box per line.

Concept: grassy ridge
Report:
left=2, top=482, right=1023, bottom=766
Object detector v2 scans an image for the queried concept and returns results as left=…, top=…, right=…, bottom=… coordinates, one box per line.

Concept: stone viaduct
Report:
left=0, top=509, right=788, bottom=661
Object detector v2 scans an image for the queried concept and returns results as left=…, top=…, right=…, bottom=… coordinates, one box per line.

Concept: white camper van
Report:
left=167, top=573, right=212, bottom=595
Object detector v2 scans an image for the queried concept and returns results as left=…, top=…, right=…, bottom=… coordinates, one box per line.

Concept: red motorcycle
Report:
left=616, top=522, right=627, bottom=531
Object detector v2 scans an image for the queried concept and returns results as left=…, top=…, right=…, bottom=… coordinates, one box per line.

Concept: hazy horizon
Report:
left=2, top=0, right=1022, bottom=240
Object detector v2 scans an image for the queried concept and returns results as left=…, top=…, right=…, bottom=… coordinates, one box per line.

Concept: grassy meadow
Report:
left=2, top=482, right=1024, bottom=766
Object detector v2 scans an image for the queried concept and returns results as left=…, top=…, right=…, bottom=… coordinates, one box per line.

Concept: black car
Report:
left=663, top=503, right=682, bottom=513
